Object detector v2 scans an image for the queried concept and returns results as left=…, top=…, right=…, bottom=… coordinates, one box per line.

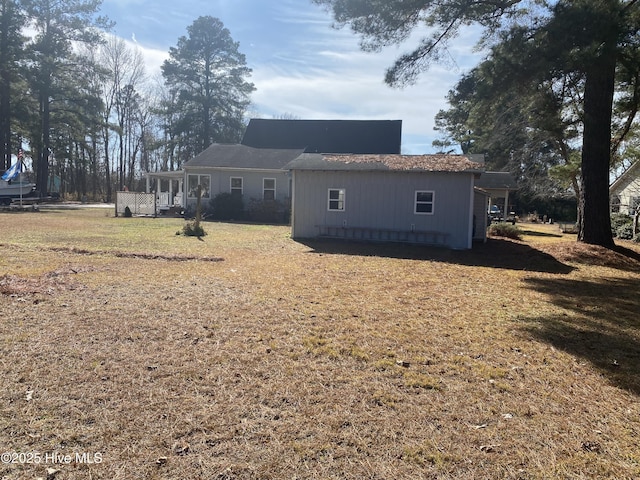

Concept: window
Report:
left=610, top=195, right=621, bottom=213
left=187, top=174, right=211, bottom=199
left=328, top=188, right=345, bottom=211
left=263, top=178, right=276, bottom=201
left=631, top=196, right=640, bottom=215
left=230, top=177, right=243, bottom=196
left=415, top=190, right=434, bottom=214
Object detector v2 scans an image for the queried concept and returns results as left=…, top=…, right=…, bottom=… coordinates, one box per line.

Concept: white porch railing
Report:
left=158, top=192, right=171, bottom=208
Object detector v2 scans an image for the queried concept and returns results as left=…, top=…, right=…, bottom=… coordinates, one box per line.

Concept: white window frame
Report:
left=230, top=177, right=243, bottom=196
left=187, top=174, right=211, bottom=199
left=328, top=188, right=345, bottom=211
left=263, top=178, right=276, bottom=201
left=414, top=190, right=435, bottom=215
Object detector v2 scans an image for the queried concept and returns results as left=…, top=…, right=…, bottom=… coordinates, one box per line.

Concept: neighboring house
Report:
left=181, top=143, right=305, bottom=213
left=610, top=161, right=640, bottom=215
left=285, top=153, right=485, bottom=249
left=241, top=119, right=402, bottom=154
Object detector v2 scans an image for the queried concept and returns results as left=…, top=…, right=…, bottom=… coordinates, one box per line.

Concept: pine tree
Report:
left=161, top=16, right=255, bottom=156
left=314, top=0, right=640, bottom=247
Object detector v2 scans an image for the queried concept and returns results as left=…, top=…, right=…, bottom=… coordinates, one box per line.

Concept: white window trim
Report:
left=414, top=190, right=435, bottom=215
left=328, top=188, right=346, bottom=212
left=263, top=178, right=276, bottom=200
left=230, top=177, right=243, bottom=195
left=187, top=174, right=211, bottom=198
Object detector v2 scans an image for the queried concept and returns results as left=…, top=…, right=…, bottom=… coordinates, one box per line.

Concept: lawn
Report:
left=1, top=208, right=639, bottom=479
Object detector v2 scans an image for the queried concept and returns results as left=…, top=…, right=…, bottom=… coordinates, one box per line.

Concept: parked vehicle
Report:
left=0, top=174, right=36, bottom=205
left=488, top=205, right=502, bottom=222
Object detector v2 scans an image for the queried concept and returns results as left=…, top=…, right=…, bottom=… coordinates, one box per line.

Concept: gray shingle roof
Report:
left=184, top=144, right=306, bottom=170
left=241, top=119, right=402, bottom=154
left=285, top=153, right=484, bottom=173
left=475, top=172, right=519, bottom=190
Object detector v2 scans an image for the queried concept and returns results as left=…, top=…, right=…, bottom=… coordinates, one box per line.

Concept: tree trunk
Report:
left=0, top=0, right=12, bottom=171
left=0, top=72, right=10, bottom=171
left=36, top=90, right=51, bottom=195
left=578, top=41, right=616, bottom=248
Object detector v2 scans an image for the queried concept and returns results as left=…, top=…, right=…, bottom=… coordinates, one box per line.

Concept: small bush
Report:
left=489, top=223, right=522, bottom=240
left=181, top=221, right=206, bottom=237
left=616, top=224, right=634, bottom=240
left=208, top=193, right=244, bottom=221
left=611, top=213, right=632, bottom=237
left=246, top=198, right=289, bottom=223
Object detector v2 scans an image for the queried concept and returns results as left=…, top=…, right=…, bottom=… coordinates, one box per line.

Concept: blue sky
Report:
left=100, top=0, right=485, bottom=154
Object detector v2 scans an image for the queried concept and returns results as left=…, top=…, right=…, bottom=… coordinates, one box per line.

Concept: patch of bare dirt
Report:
left=49, top=246, right=224, bottom=262
left=0, top=266, right=94, bottom=296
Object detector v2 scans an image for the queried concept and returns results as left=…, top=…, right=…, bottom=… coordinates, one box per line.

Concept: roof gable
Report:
left=241, top=119, right=402, bottom=154
left=184, top=144, right=305, bottom=170
left=610, top=161, right=640, bottom=194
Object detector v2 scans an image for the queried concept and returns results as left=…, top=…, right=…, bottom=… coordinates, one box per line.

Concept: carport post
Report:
left=504, top=189, right=510, bottom=221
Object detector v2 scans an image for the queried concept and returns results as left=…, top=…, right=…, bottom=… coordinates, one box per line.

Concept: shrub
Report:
left=611, top=213, right=632, bottom=237
left=246, top=198, right=289, bottom=224
left=616, top=224, right=634, bottom=240
left=208, top=193, right=244, bottom=221
left=489, top=223, right=522, bottom=240
left=181, top=220, right=206, bottom=237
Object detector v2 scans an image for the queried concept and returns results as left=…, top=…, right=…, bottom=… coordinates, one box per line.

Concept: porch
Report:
left=145, top=170, right=185, bottom=214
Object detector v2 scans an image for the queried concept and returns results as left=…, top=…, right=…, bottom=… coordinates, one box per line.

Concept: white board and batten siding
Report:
left=291, top=170, right=477, bottom=249
left=473, top=188, right=489, bottom=243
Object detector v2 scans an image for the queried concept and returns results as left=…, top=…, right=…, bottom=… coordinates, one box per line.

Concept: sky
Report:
left=100, top=0, right=486, bottom=154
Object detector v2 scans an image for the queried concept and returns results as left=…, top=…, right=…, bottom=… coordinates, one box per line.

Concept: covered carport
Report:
left=475, top=171, right=519, bottom=221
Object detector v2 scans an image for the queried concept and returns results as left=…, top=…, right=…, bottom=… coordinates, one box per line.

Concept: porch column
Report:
left=504, top=189, right=510, bottom=222
left=146, top=175, right=151, bottom=193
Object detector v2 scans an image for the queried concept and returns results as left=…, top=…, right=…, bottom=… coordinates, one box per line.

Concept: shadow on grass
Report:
left=521, top=276, right=640, bottom=395
left=613, top=244, right=640, bottom=265
left=298, top=238, right=574, bottom=274
left=521, top=229, right=564, bottom=238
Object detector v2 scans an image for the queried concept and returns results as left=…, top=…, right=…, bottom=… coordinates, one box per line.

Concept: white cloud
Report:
left=105, top=0, right=486, bottom=154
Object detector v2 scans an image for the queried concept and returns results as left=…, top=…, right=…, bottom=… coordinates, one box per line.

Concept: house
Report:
left=241, top=119, right=402, bottom=154
left=180, top=143, right=305, bottom=213
left=144, top=119, right=403, bottom=214
left=610, top=161, right=640, bottom=215
left=285, top=153, right=486, bottom=249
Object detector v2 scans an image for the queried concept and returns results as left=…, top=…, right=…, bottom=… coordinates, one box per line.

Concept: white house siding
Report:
left=291, top=170, right=476, bottom=249
left=611, top=172, right=640, bottom=215
left=184, top=168, right=290, bottom=210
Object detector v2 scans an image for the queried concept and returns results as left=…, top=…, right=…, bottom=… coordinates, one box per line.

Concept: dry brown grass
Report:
left=1, top=210, right=639, bottom=479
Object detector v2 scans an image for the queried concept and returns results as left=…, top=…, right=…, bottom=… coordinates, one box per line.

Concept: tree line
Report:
left=0, top=1, right=254, bottom=202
